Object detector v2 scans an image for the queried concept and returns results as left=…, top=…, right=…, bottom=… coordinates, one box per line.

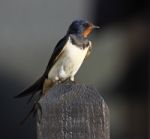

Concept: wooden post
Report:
left=37, top=82, right=110, bottom=139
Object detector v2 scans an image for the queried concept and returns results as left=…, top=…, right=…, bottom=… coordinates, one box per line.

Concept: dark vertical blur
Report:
left=91, top=0, right=149, bottom=139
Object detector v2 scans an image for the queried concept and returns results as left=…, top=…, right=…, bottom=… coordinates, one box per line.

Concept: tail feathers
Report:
left=27, top=90, right=43, bottom=104
left=15, top=76, right=45, bottom=98
left=43, top=79, right=55, bottom=94
left=15, top=77, right=54, bottom=125
left=20, top=101, right=42, bottom=125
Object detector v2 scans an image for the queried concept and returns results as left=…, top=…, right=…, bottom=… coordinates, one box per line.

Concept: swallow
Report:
left=15, top=19, right=99, bottom=123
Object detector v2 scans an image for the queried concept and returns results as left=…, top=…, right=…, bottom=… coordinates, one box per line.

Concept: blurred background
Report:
left=0, top=0, right=149, bottom=139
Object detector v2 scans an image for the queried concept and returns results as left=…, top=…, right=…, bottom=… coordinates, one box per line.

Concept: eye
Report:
left=83, top=23, right=89, bottom=28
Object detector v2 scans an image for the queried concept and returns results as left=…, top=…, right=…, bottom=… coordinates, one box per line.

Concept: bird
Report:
left=15, top=19, right=99, bottom=124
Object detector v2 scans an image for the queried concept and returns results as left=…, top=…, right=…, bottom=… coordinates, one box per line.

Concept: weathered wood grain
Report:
left=37, top=82, right=110, bottom=139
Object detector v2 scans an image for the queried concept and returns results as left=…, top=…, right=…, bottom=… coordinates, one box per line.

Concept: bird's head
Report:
left=67, top=20, right=99, bottom=38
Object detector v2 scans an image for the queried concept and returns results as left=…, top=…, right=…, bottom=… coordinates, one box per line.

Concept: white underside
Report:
left=48, top=37, right=90, bottom=81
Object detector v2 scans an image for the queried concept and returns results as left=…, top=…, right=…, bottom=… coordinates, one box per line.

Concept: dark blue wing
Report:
left=44, top=35, right=68, bottom=77
left=15, top=35, right=68, bottom=98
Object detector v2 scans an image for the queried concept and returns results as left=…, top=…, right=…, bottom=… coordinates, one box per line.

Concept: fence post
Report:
left=37, top=82, right=110, bottom=139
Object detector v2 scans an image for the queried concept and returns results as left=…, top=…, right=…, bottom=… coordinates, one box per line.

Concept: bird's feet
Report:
left=69, top=76, right=76, bottom=84
left=55, top=76, right=76, bottom=85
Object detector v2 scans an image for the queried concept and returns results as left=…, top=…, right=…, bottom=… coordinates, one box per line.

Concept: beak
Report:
left=92, top=25, right=100, bottom=29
